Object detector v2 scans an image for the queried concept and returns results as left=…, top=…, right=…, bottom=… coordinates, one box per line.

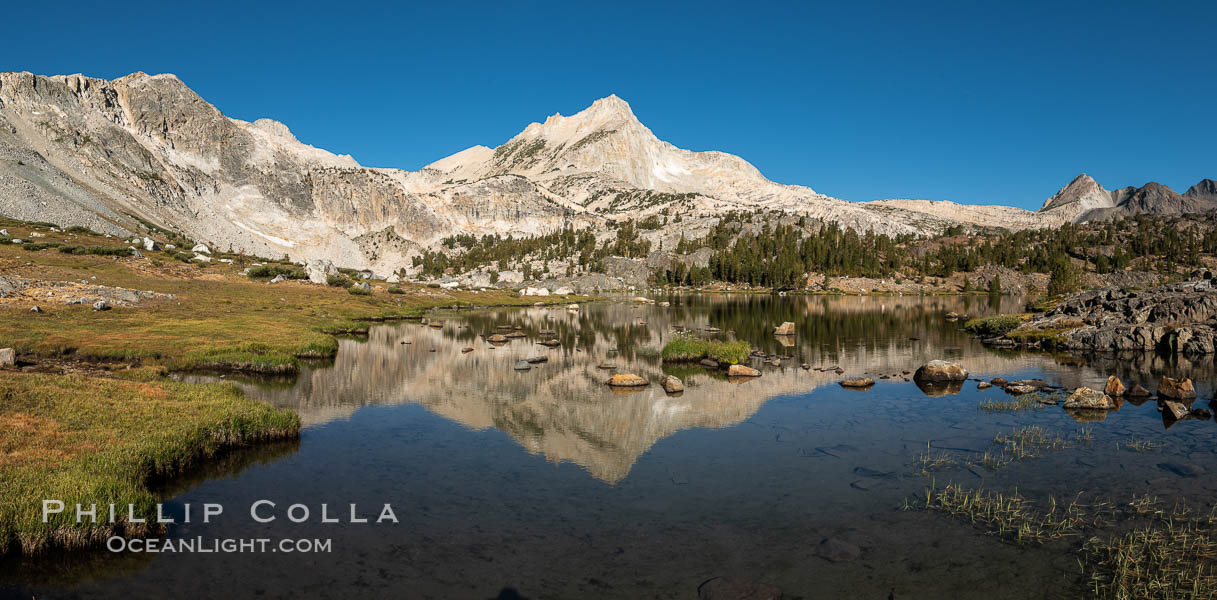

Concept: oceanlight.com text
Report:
left=107, top=537, right=332, bottom=554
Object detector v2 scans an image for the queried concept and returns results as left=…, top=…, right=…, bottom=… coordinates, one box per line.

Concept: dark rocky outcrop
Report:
left=1006, top=281, right=1217, bottom=353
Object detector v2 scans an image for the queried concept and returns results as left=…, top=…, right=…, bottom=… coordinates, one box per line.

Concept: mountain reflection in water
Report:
left=232, top=294, right=1211, bottom=484
left=13, top=293, right=1217, bottom=600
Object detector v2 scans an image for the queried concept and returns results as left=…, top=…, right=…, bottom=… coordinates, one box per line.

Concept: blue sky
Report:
left=3, top=0, right=1214, bottom=209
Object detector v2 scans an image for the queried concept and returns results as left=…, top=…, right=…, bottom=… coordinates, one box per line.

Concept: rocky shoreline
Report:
left=999, top=278, right=1217, bottom=353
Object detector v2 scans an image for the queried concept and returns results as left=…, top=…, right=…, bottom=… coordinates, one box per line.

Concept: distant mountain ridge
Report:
left=1038, top=174, right=1217, bottom=222
left=0, top=70, right=1210, bottom=275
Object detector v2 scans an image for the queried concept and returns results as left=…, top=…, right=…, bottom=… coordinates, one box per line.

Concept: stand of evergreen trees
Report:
left=412, top=209, right=1217, bottom=289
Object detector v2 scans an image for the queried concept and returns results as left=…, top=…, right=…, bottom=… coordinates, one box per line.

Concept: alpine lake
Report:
left=4, top=293, right=1216, bottom=599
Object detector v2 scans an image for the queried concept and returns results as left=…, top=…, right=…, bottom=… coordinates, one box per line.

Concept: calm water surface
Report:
left=5, top=294, right=1217, bottom=599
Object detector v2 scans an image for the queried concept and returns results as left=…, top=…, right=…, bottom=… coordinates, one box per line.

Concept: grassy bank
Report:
left=962, top=314, right=1031, bottom=336
left=661, top=335, right=751, bottom=365
left=0, top=370, right=300, bottom=557
left=0, top=219, right=579, bottom=373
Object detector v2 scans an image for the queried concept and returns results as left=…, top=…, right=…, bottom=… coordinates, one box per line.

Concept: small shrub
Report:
left=65, top=225, right=101, bottom=236
left=58, top=245, right=131, bottom=256
left=326, top=274, right=353, bottom=288
left=247, top=265, right=308, bottom=280
left=20, top=242, right=62, bottom=251
left=347, top=286, right=371, bottom=296
left=387, top=286, right=405, bottom=294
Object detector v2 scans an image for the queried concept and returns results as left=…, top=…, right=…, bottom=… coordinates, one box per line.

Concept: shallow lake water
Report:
left=5, top=294, right=1217, bottom=599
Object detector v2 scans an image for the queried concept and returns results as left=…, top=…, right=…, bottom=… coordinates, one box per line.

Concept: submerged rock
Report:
left=1158, top=376, right=1196, bottom=400
left=977, top=381, right=992, bottom=390
left=728, top=365, right=761, bottom=378
left=461, top=347, right=473, bottom=353
left=1104, top=375, right=1125, bottom=397
left=697, top=577, right=782, bottom=600
left=913, top=360, right=968, bottom=382
left=990, top=377, right=1008, bottom=387
left=607, top=373, right=647, bottom=387
left=1004, top=383, right=1037, bottom=395
left=699, top=359, right=719, bottom=369
left=487, top=334, right=508, bottom=343
left=661, top=375, right=684, bottom=394
left=1128, top=384, right=1151, bottom=397
left=774, top=321, right=795, bottom=336
left=525, top=356, right=548, bottom=363
left=813, top=537, right=862, bottom=562
left=513, top=360, right=531, bottom=371
left=1062, top=387, right=1116, bottom=410
left=1158, top=462, right=1204, bottom=478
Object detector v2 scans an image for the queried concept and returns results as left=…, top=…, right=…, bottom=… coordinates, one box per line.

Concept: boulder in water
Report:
left=913, top=360, right=968, bottom=382
left=607, top=373, right=647, bottom=387
left=1063, top=387, right=1116, bottom=410
left=728, top=365, right=761, bottom=377
left=839, top=378, right=874, bottom=389
left=1158, top=376, right=1196, bottom=400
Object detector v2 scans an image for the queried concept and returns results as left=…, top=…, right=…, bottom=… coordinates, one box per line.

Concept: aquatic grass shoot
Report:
left=921, top=482, right=1087, bottom=546
left=1117, top=438, right=1163, bottom=453
left=914, top=443, right=959, bottom=474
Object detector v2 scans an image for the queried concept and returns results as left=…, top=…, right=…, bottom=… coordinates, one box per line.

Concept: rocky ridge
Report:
left=1006, top=279, right=1217, bottom=353
left=1038, top=174, right=1217, bottom=223
left=1, top=71, right=1213, bottom=279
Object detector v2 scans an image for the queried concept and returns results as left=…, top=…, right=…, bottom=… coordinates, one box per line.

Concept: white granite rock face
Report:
left=0, top=71, right=1113, bottom=278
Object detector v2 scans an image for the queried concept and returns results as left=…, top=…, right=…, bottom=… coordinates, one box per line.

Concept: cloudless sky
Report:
left=3, top=0, right=1214, bottom=209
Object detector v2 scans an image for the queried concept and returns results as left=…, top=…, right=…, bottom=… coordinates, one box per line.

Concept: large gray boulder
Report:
left=306, top=259, right=339, bottom=284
